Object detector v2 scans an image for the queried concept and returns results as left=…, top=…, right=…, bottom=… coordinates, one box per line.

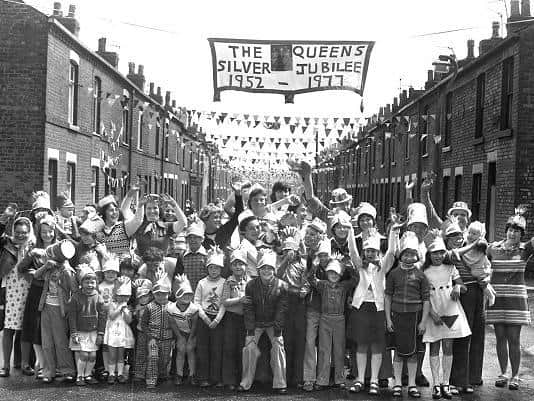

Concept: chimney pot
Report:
left=492, top=21, right=500, bottom=38
left=165, top=91, right=171, bottom=105
left=138, top=64, right=144, bottom=76
left=149, top=82, right=154, bottom=95
left=467, top=39, right=475, bottom=58
left=522, top=0, right=531, bottom=16
left=128, top=62, right=135, bottom=75
left=53, top=2, right=62, bottom=16
left=172, top=100, right=176, bottom=108
left=427, top=69, right=433, bottom=81
left=511, top=0, right=521, bottom=17
left=98, top=37, right=106, bottom=52
left=157, top=87, right=161, bottom=96
left=67, top=4, right=75, bottom=18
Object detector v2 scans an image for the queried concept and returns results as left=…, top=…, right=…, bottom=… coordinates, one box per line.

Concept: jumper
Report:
left=67, top=291, right=107, bottom=335
left=385, top=265, right=430, bottom=313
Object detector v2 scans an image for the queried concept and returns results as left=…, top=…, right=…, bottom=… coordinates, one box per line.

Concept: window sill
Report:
left=122, top=143, right=129, bottom=147
left=380, top=164, right=385, bottom=168
left=442, top=146, right=451, bottom=153
left=92, top=131, right=101, bottom=136
left=422, top=153, right=429, bottom=158
left=391, top=161, right=396, bottom=166
left=496, top=128, right=512, bottom=139
left=473, top=136, right=484, bottom=145
left=69, top=124, right=80, bottom=132
left=137, top=147, right=143, bottom=152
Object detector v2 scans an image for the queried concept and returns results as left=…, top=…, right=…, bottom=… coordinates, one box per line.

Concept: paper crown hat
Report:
left=363, top=235, right=381, bottom=251
left=79, top=215, right=105, bottom=235
left=316, top=239, right=331, bottom=255
left=115, top=277, right=132, bottom=296
left=308, top=217, right=327, bottom=234
left=448, top=201, right=472, bottom=219
left=134, top=278, right=153, bottom=297
left=325, top=259, right=343, bottom=275
left=78, top=263, right=97, bottom=282
left=282, top=237, right=299, bottom=251
left=399, top=231, right=420, bottom=255
left=330, top=210, right=352, bottom=230
left=174, top=274, right=194, bottom=299
left=406, top=203, right=428, bottom=227
left=206, top=248, right=225, bottom=268
left=426, top=229, right=447, bottom=253
left=506, top=205, right=527, bottom=231
left=257, top=250, right=277, bottom=270
left=31, top=191, right=51, bottom=211
left=230, top=248, right=248, bottom=264
left=442, top=216, right=463, bottom=237
left=185, top=222, right=205, bottom=237
left=102, top=255, right=120, bottom=273
left=355, top=202, right=377, bottom=220
left=57, top=191, right=74, bottom=209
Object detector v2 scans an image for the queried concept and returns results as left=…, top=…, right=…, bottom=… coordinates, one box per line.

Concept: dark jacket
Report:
left=243, top=276, right=288, bottom=336
left=202, top=194, right=244, bottom=252
left=67, top=291, right=107, bottom=335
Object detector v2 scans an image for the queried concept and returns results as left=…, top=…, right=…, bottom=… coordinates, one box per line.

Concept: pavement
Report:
left=0, top=327, right=533, bottom=401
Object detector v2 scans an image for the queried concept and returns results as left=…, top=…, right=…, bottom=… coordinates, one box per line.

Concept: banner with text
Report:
left=208, top=38, right=374, bottom=103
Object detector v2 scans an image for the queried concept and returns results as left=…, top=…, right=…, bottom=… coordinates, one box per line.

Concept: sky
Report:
left=26, top=0, right=510, bottom=118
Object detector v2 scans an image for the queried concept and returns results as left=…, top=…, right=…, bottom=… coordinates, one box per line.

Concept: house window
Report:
left=421, top=106, right=429, bottom=156
left=122, top=108, right=129, bottom=145
left=155, top=125, right=160, bottom=156
left=471, top=173, right=483, bottom=220
left=164, top=132, right=169, bottom=159
left=137, top=112, right=143, bottom=149
left=372, top=140, right=377, bottom=167
left=454, top=174, right=463, bottom=201
left=501, top=57, right=514, bottom=130
left=92, top=77, right=101, bottom=134
left=176, top=140, right=180, bottom=163
left=48, top=160, right=58, bottom=210
left=66, top=162, right=76, bottom=204
left=91, top=166, right=99, bottom=204
left=404, top=134, right=410, bottom=160
left=390, top=133, right=396, bottom=164
left=441, top=175, right=450, bottom=217
left=475, top=73, right=485, bottom=138
left=444, top=92, right=453, bottom=146
left=68, top=61, right=79, bottom=125
left=381, top=135, right=387, bottom=165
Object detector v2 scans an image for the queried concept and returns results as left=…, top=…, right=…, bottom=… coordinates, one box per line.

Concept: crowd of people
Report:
left=0, top=160, right=532, bottom=399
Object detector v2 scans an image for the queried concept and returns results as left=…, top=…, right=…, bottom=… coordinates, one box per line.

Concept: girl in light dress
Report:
left=103, top=276, right=135, bottom=384
left=422, top=231, right=471, bottom=399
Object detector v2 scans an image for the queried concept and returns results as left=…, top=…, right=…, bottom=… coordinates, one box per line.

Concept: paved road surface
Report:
left=0, top=327, right=533, bottom=401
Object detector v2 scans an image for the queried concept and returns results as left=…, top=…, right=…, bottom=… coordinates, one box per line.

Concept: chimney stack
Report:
left=126, top=62, right=146, bottom=92
left=96, top=37, right=119, bottom=68
left=467, top=39, right=475, bottom=58
left=67, top=4, right=75, bottom=18
left=53, top=2, right=62, bottom=17
left=511, top=0, right=521, bottom=17
left=128, top=62, right=135, bottom=75
left=522, top=0, right=531, bottom=16
left=55, top=3, right=80, bottom=36
left=492, top=21, right=500, bottom=38
left=138, top=65, right=144, bottom=76
left=149, top=82, right=155, bottom=96
left=171, top=100, right=177, bottom=108
left=165, top=91, right=171, bottom=106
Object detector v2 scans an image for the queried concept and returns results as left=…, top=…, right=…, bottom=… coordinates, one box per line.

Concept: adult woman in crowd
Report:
left=17, top=215, right=58, bottom=378
left=487, top=208, right=533, bottom=391
left=97, top=188, right=143, bottom=259
left=0, top=214, right=35, bottom=377
left=132, top=193, right=187, bottom=257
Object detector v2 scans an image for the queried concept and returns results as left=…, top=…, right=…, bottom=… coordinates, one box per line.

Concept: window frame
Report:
left=66, top=162, right=76, bottom=204
left=500, top=57, right=514, bottom=131
left=68, top=61, right=79, bottom=126
left=475, top=73, right=486, bottom=138
left=91, top=166, right=99, bottom=204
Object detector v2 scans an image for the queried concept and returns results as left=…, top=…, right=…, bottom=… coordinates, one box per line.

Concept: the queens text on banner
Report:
left=208, top=38, right=374, bottom=103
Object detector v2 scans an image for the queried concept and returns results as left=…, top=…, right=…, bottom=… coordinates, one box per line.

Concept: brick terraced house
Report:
left=0, top=0, right=231, bottom=212
left=315, top=1, right=534, bottom=241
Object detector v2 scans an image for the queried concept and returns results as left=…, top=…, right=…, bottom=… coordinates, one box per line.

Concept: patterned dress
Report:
left=486, top=240, right=532, bottom=325
left=102, top=222, right=130, bottom=258
left=4, top=265, right=31, bottom=330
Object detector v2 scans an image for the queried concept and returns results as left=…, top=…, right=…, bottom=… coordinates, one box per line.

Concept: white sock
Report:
left=76, top=358, right=86, bottom=378
left=85, top=359, right=96, bottom=377
left=429, top=355, right=440, bottom=386
left=117, top=362, right=124, bottom=376
left=442, top=354, right=453, bottom=385
left=108, top=362, right=116, bottom=376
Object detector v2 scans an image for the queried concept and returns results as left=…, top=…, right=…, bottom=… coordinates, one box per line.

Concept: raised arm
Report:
left=421, top=173, right=444, bottom=230
left=160, top=194, right=187, bottom=235
left=347, top=226, right=362, bottom=269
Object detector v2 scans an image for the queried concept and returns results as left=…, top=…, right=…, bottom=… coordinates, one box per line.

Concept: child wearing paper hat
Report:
left=194, top=248, right=226, bottom=387
left=103, top=277, right=135, bottom=383
left=132, top=278, right=153, bottom=382
left=308, top=255, right=358, bottom=390
left=168, top=274, right=199, bottom=385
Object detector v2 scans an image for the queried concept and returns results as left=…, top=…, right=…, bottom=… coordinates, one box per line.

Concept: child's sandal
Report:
left=392, top=385, right=403, bottom=397
left=369, top=382, right=379, bottom=395
left=508, top=377, right=519, bottom=390
left=349, top=381, right=364, bottom=393
left=495, top=374, right=508, bottom=388
left=408, top=386, right=421, bottom=398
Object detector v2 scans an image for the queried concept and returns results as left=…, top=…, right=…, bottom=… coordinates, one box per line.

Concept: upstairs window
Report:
left=68, top=61, right=79, bottom=125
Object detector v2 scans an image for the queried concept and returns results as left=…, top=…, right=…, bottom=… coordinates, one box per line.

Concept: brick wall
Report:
left=0, top=1, right=48, bottom=209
